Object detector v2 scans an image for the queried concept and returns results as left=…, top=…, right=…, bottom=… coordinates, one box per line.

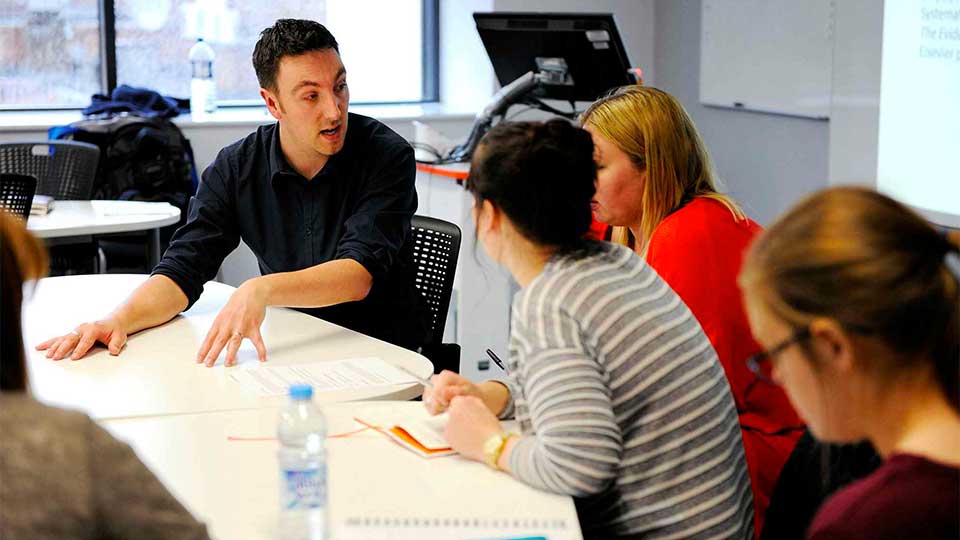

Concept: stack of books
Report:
left=30, top=195, right=54, bottom=216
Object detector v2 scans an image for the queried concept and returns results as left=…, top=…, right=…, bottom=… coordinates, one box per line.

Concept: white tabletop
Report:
left=22, top=274, right=434, bottom=420
left=27, top=200, right=181, bottom=238
left=103, top=402, right=582, bottom=540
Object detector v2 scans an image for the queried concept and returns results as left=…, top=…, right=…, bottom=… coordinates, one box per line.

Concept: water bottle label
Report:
left=192, top=61, right=213, bottom=79
left=281, top=467, right=325, bottom=510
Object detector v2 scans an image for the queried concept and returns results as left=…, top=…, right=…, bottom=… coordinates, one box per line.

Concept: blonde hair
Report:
left=1, top=211, right=48, bottom=391
left=581, top=86, right=744, bottom=252
left=740, top=187, right=960, bottom=407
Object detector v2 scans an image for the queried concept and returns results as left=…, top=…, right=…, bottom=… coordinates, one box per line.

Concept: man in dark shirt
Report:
left=38, top=19, right=429, bottom=366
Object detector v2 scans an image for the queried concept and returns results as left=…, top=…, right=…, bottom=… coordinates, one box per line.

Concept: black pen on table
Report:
left=485, top=348, right=506, bottom=372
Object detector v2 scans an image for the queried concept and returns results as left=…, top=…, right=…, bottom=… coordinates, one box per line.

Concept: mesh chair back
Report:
left=0, top=173, right=37, bottom=220
left=0, top=141, right=100, bottom=200
left=410, top=215, right=462, bottom=345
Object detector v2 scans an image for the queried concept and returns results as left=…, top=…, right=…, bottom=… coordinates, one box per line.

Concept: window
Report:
left=0, top=0, right=103, bottom=108
left=1, top=0, right=437, bottom=109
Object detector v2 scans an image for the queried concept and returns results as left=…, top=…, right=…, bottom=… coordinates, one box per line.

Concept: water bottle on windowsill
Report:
left=188, top=38, right=217, bottom=119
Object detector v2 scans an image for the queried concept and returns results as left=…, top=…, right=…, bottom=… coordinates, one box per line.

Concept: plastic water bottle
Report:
left=188, top=38, right=217, bottom=118
left=277, top=384, right=327, bottom=540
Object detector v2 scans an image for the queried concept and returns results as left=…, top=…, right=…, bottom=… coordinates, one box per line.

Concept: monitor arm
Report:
left=445, top=70, right=551, bottom=163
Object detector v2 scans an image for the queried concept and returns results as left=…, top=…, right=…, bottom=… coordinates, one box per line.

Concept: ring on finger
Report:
left=70, top=330, right=81, bottom=337
left=231, top=331, right=243, bottom=341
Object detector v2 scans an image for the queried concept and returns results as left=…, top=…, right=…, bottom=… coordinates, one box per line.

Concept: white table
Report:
left=103, top=402, right=582, bottom=540
left=27, top=200, right=181, bottom=267
left=22, top=274, right=434, bottom=420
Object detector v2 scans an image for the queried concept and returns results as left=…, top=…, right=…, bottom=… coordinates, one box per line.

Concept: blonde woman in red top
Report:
left=580, top=85, right=803, bottom=536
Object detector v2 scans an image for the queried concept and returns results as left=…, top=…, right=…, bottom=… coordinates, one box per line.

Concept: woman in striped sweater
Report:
left=423, top=119, right=754, bottom=539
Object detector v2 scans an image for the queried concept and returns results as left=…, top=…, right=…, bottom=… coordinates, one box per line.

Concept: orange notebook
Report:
left=354, top=411, right=455, bottom=458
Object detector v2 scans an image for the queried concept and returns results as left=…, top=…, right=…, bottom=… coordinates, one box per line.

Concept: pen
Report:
left=393, top=363, right=434, bottom=389
left=486, top=348, right=506, bottom=372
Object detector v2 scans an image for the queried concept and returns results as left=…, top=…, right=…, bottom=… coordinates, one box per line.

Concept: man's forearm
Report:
left=253, top=258, right=373, bottom=308
left=111, top=275, right=190, bottom=334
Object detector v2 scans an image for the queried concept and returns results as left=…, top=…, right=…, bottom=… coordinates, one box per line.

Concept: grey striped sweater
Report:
left=500, top=242, right=754, bottom=539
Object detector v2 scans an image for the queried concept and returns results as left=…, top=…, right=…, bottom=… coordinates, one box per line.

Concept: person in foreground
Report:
left=424, top=119, right=754, bottom=539
left=581, top=85, right=803, bottom=534
left=0, top=212, right=209, bottom=540
left=738, top=187, right=960, bottom=540
left=37, top=19, right=427, bottom=366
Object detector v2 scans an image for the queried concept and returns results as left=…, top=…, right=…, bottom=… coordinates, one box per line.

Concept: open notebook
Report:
left=353, top=409, right=455, bottom=458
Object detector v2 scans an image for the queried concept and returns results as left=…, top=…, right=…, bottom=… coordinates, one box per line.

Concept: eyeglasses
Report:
left=746, top=327, right=811, bottom=384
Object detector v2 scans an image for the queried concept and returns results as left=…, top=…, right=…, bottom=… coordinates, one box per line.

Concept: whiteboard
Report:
left=700, top=0, right=835, bottom=119
left=876, top=0, right=960, bottom=228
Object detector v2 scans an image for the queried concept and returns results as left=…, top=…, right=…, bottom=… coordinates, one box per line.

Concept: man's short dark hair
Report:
left=252, top=19, right=340, bottom=91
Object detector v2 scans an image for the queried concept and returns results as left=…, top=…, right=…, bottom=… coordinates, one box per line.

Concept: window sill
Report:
left=0, top=102, right=477, bottom=133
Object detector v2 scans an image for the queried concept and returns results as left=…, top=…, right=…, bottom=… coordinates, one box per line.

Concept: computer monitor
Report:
left=440, top=13, right=635, bottom=162
left=474, top=12, right=634, bottom=103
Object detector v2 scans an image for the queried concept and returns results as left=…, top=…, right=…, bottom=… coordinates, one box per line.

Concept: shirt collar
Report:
left=268, top=122, right=347, bottom=185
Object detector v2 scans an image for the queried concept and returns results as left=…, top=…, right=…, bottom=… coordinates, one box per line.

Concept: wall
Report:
left=652, top=0, right=831, bottom=225
left=440, top=0, right=496, bottom=109
left=828, top=0, right=883, bottom=187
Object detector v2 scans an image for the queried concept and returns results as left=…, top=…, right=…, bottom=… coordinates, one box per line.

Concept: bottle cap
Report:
left=289, top=384, right=313, bottom=400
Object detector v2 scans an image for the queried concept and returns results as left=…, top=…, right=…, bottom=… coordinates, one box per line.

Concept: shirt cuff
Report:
left=336, top=247, right=387, bottom=283
left=497, top=376, right=520, bottom=420
left=150, top=266, right=203, bottom=311
left=506, top=433, right=534, bottom=478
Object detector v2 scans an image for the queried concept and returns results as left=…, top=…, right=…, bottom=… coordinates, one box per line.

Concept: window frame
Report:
left=1, top=0, right=439, bottom=111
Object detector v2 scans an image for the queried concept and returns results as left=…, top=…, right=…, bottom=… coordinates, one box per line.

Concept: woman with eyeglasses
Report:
left=738, top=187, right=960, bottom=539
left=423, top=119, right=754, bottom=539
left=581, top=86, right=803, bottom=535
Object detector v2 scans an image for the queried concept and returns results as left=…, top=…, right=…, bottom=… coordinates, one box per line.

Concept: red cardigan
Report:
left=645, top=198, right=804, bottom=537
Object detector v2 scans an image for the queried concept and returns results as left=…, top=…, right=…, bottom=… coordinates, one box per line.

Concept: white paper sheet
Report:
left=228, top=357, right=418, bottom=397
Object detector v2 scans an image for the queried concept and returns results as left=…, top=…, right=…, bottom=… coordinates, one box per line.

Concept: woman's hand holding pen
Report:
left=423, top=371, right=513, bottom=417
left=423, top=371, right=484, bottom=415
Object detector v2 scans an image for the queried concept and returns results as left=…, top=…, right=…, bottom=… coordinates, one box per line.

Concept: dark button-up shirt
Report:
left=153, top=113, right=428, bottom=349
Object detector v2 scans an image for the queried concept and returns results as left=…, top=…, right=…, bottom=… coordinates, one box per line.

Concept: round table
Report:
left=27, top=200, right=182, bottom=267
left=22, top=274, right=434, bottom=420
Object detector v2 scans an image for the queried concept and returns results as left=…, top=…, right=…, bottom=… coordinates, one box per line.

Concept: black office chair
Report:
left=0, top=173, right=38, bottom=220
left=0, top=141, right=100, bottom=200
left=410, top=215, right=462, bottom=373
left=0, top=141, right=102, bottom=275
